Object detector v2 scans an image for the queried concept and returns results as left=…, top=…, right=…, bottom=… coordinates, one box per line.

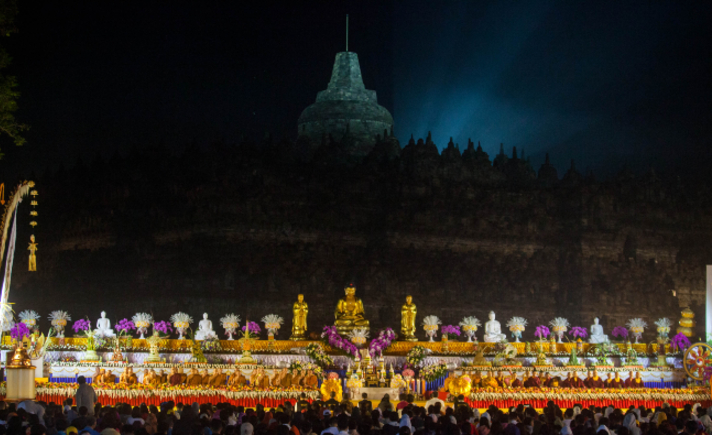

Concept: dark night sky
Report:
left=2, top=1, right=711, bottom=179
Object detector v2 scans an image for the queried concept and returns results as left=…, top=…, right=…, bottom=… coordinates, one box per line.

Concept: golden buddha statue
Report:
left=334, top=284, right=370, bottom=335
left=290, top=294, right=309, bottom=340
left=400, top=295, right=417, bottom=341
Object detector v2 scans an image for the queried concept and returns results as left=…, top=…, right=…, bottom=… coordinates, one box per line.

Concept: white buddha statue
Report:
left=195, top=313, right=216, bottom=340
left=589, top=317, right=609, bottom=343
left=483, top=311, right=507, bottom=343
left=94, top=311, right=115, bottom=338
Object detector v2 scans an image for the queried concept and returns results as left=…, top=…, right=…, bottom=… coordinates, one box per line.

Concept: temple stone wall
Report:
left=10, top=140, right=711, bottom=342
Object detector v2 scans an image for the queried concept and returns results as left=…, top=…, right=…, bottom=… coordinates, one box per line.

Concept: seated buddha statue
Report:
left=94, top=311, right=116, bottom=339
left=589, top=317, right=609, bottom=343
left=334, top=284, right=370, bottom=335
left=483, top=311, right=507, bottom=343
left=195, top=313, right=217, bottom=340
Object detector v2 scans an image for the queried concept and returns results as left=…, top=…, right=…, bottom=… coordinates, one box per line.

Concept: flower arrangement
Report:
left=327, top=371, right=340, bottom=380
left=170, top=312, right=193, bottom=339
left=23, top=382, right=323, bottom=402
left=549, top=317, right=570, bottom=343
left=289, top=360, right=323, bottom=379
left=535, top=325, right=550, bottom=341
left=19, top=310, right=40, bottom=331
left=406, top=345, right=430, bottom=367
left=422, top=316, right=441, bottom=342
left=670, top=332, right=691, bottom=352
left=241, top=321, right=261, bottom=336
left=132, top=313, right=153, bottom=339
left=626, top=318, right=647, bottom=343
left=506, top=317, right=527, bottom=342
left=10, top=322, right=30, bottom=342
left=72, top=319, right=91, bottom=334
left=654, top=318, right=672, bottom=339
left=220, top=314, right=241, bottom=340
left=261, top=314, right=283, bottom=337
left=71, top=319, right=100, bottom=352
left=115, top=319, right=136, bottom=337
left=48, top=311, right=71, bottom=337
left=200, top=337, right=222, bottom=352
left=420, top=362, right=448, bottom=381
left=368, top=328, right=396, bottom=358
left=459, top=317, right=481, bottom=342
left=153, top=321, right=173, bottom=337
left=321, top=326, right=358, bottom=358
left=305, top=342, right=334, bottom=367
left=569, top=326, right=588, bottom=340
left=441, top=325, right=461, bottom=339
left=402, top=368, right=415, bottom=378
left=347, top=328, right=369, bottom=346
left=611, top=326, right=628, bottom=341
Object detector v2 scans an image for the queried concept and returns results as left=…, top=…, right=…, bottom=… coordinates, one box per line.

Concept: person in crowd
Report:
left=75, top=377, right=97, bottom=416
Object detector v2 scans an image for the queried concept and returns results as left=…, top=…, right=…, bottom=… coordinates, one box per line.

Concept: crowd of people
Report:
left=0, top=383, right=708, bottom=435
left=461, top=371, right=646, bottom=389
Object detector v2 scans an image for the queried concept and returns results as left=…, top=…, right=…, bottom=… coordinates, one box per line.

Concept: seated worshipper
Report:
left=609, top=372, right=625, bottom=388
left=187, top=369, right=202, bottom=386
left=583, top=371, right=594, bottom=388
left=100, top=370, right=116, bottom=384
left=178, top=368, right=188, bottom=384
left=229, top=369, right=247, bottom=387
left=325, top=392, right=340, bottom=410
left=544, top=373, right=561, bottom=388
left=588, top=370, right=604, bottom=389
left=505, top=371, right=522, bottom=388
left=280, top=369, right=294, bottom=388
left=495, top=371, right=506, bottom=387
left=625, top=371, right=644, bottom=388
left=209, top=369, right=227, bottom=387
left=142, top=369, right=157, bottom=386
left=303, top=370, right=319, bottom=389
left=604, top=373, right=615, bottom=388
left=292, top=370, right=305, bottom=387
left=157, top=369, right=167, bottom=384
left=524, top=372, right=541, bottom=388
left=623, top=371, right=635, bottom=388
left=359, top=393, right=373, bottom=414
left=169, top=368, right=183, bottom=386
left=252, top=367, right=270, bottom=388
left=568, top=372, right=584, bottom=388
left=297, top=392, right=311, bottom=412
left=200, top=369, right=210, bottom=386
left=120, top=367, right=138, bottom=385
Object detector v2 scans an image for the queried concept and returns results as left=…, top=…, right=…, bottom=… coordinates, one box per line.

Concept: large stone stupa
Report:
left=298, top=51, right=394, bottom=158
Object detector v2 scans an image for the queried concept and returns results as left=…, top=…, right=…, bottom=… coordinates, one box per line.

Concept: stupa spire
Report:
left=297, top=18, right=394, bottom=158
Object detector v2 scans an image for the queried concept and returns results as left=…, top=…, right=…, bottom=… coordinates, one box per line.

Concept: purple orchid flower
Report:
left=115, top=318, right=136, bottom=332
left=72, top=319, right=91, bottom=333
left=10, top=322, right=30, bottom=340
left=441, top=325, right=461, bottom=337
left=611, top=326, right=628, bottom=339
left=670, top=333, right=691, bottom=351
left=535, top=325, right=550, bottom=339
left=569, top=326, right=588, bottom=339
left=153, top=320, right=173, bottom=334
left=241, top=321, right=261, bottom=334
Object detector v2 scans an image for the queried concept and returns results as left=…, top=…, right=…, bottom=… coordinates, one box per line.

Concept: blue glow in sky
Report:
left=392, top=2, right=712, bottom=176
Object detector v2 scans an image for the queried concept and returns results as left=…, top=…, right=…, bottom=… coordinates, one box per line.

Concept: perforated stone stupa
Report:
left=298, top=51, right=393, bottom=157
